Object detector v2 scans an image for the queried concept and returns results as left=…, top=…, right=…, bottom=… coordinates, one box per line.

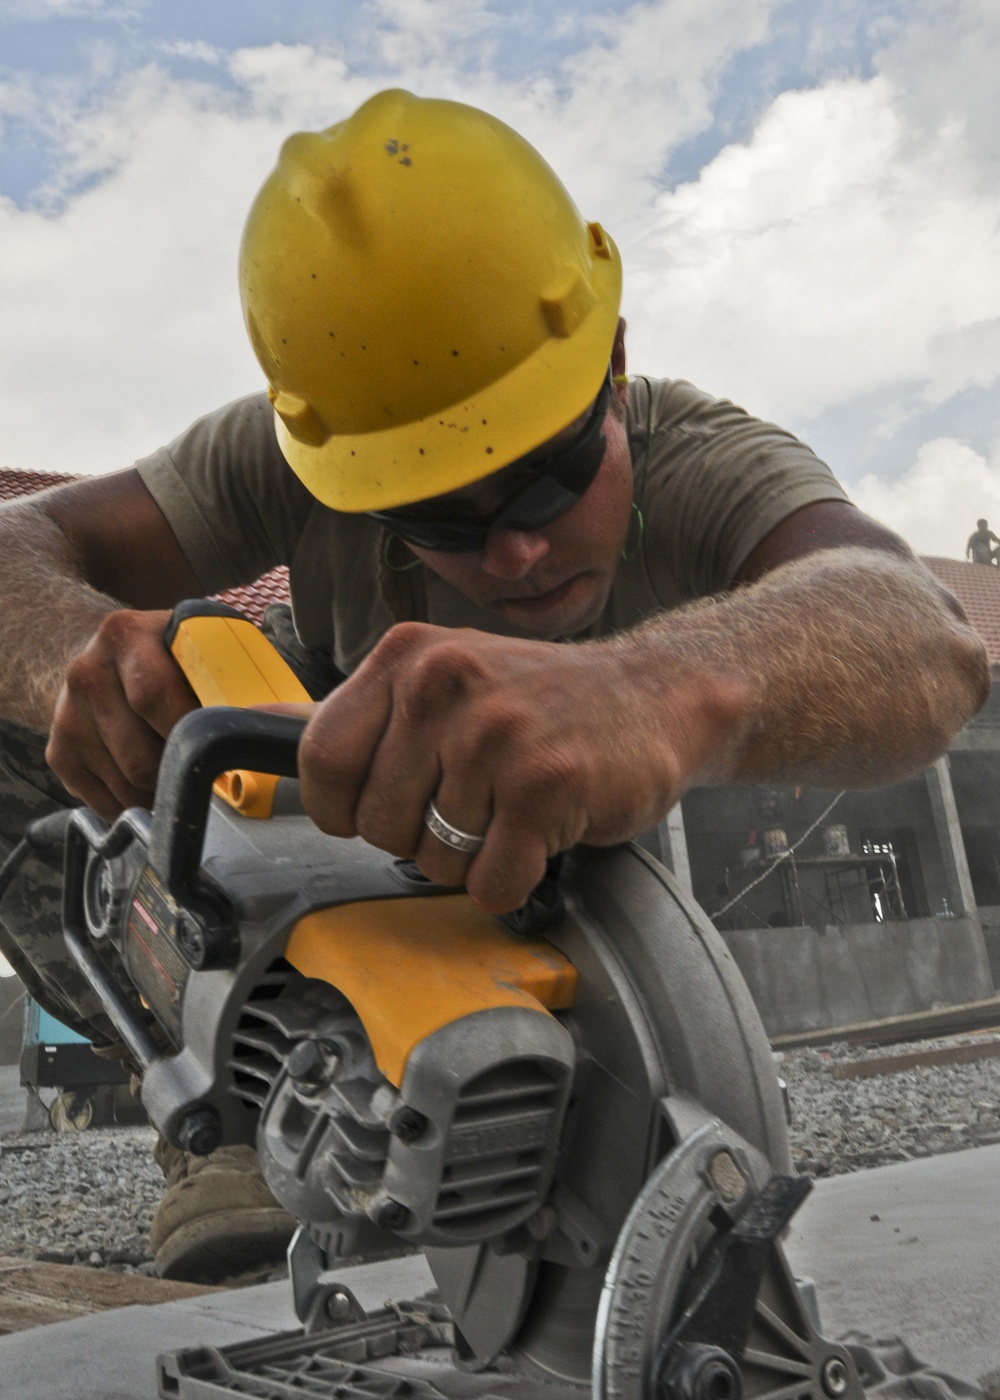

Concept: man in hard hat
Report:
left=0, top=91, right=988, bottom=1279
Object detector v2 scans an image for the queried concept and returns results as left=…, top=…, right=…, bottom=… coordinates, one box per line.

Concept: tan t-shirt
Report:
left=135, top=376, right=847, bottom=676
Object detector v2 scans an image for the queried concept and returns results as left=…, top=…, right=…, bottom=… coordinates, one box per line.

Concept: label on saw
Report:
left=125, top=867, right=189, bottom=1043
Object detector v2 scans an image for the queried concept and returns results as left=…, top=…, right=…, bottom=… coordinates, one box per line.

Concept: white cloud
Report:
left=506, top=0, right=778, bottom=224
left=924, top=318, right=1000, bottom=406
left=851, top=436, right=1000, bottom=558
left=878, top=0, right=999, bottom=176
left=0, top=66, right=269, bottom=472
left=624, top=54, right=1000, bottom=426
left=225, top=44, right=371, bottom=129
left=0, top=0, right=997, bottom=504
left=0, top=0, right=788, bottom=473
left=157, top=40, right=225, bottom=67
left=365, top=0, right=500, bottom=71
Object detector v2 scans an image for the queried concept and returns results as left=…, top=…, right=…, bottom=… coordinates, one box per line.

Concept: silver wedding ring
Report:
left=424, top=798, right=486, bottom=854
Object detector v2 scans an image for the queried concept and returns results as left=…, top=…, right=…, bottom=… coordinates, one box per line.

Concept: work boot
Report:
left=150, top=1136, right=296, bottom=1283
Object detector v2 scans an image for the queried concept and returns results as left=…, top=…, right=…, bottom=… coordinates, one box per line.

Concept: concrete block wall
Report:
left=977, top=906, right=1000, bottom=986
left=720, top=915, right=995, bottom=1038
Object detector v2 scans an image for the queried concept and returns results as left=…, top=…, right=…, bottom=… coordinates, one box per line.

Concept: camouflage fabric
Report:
left=0, top=715, right=125, bottom=1045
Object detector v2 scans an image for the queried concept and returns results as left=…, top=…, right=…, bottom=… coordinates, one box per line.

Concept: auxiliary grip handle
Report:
left=148, top=706, right=306, bottom=896
left=165, top=599, right=311, bottom=819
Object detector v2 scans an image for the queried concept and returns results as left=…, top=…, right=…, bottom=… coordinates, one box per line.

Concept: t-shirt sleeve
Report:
left=631, top=377, right=848, bottom=604
left=134, top=393, right=315, bottom=594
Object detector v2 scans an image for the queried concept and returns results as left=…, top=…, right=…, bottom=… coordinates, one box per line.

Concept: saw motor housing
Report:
left=66, top=785, right=579, bottom=1263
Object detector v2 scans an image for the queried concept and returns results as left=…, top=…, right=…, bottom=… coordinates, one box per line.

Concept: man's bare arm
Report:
left=0, top=470, right=205, bottom=813
left=629, top=541, right=987, bottom=791
left=706, top=497, right=989, bottom=783
left=295, top=503, right=989, bottom=913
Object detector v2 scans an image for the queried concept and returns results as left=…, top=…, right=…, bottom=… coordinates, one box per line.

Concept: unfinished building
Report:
left=643, top=555, right=1000, bottom=1036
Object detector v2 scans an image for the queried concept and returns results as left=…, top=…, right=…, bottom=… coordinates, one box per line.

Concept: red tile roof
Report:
left=0, top=467, right=290, bottom=625
left=2, top=469, right=998, bottom=660
left=215, top=567, right=291, bottom=624
left=0, top=467, right=76, bottom=499
left=922, top=556, right=1000, bottom=667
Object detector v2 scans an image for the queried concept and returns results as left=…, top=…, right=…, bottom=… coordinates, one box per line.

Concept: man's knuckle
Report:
left=373, top=620, right=431, bottom=666
left=96, top=608, right=138, bottom=647
left=298, top=721, right=339, bottom=779
left=413, top=641, right=481, bottom=692
left=63, top=652, right=99, bottom=696
left=124, top=763, right=157, bottom=794
left=118, top=750, right=157, bottom=792
left=44, top=733, right=70, bottom=776
left=123, top=669, right=165, bottom=718
left=386, top=619, right=431, bottom=648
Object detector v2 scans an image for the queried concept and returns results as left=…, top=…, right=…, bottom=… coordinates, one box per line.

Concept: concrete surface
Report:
left=0, top=1253, right=436, bottom=1398
left=785, top=1143, right=1000, bottom=1382
left=0, top=1146, right=997, bottom=1396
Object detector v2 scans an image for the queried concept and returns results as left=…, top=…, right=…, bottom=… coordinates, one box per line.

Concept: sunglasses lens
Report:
left=373, top=369, right=612, bottom=551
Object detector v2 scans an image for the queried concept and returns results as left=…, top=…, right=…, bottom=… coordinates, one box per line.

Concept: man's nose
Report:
left=479, top=526, right=551, bottom=579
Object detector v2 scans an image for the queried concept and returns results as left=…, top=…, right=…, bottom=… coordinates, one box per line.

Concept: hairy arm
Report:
left=0, top=470, right=205, bottom=813
left=681, top=496, right=991, bottom=785
left=622, top=542, right=987, bottom=791
left=0, top=498, right=119, bottom=731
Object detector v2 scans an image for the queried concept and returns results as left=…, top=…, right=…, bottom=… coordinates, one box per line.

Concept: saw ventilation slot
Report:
left=433, top=1062, right=564, bottom=1234
left=227, top=963, right=297, bottom=1114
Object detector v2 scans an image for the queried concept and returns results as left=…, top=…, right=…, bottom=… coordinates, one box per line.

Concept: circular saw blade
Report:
left=508, top=1261, right=606, bottom=1382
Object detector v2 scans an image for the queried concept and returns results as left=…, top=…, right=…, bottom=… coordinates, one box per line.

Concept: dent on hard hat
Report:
left=239, top=88, right=622, bottom=512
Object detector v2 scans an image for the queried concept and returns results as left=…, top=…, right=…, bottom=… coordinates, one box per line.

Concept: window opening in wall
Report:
left=712, top=827, right=911, bottom=930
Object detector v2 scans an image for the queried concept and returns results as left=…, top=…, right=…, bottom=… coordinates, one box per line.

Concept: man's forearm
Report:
left=0, top=501, right=118, bottom=732
left=617, top=548, right=990, bottom=791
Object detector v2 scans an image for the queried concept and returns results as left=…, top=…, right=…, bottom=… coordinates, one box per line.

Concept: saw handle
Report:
left=165, top=600, right=312, bottom=819
left=149, top=706, right=306, bottom=897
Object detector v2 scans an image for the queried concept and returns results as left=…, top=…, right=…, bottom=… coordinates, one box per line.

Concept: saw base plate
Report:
left=156, top=1298, right=586, bottom=1400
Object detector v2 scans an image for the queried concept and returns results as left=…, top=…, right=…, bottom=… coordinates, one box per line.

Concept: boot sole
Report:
left=154, top=1207, right=296, bottom=1284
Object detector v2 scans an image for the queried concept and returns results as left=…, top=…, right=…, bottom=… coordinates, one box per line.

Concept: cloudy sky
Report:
left=1, top=0, right=997, bottom=559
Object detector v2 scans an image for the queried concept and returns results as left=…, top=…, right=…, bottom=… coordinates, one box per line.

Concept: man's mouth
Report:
left=493, top=574, right=588, bottom=613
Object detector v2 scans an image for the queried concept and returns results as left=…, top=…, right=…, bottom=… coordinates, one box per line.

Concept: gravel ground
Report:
left=778, top=1032, right=1000, bottom=1175
left=0, top=1032, right=998, bottom=1273
left=0, top=1125, right=161, bottom=1272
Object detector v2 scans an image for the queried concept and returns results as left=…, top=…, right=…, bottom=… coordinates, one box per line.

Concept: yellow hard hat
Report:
left=239, top=89, right=622, bottom=512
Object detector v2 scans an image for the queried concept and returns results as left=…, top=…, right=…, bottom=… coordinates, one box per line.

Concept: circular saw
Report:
left=56, top=602, right=862, bottom=1399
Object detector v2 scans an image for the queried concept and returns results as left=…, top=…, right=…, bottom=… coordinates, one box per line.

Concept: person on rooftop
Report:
left=966, top=519, right=1000, bottom=566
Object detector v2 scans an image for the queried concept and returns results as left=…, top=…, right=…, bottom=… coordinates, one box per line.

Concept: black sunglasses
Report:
left=369, top=368, right=613, bottom=553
